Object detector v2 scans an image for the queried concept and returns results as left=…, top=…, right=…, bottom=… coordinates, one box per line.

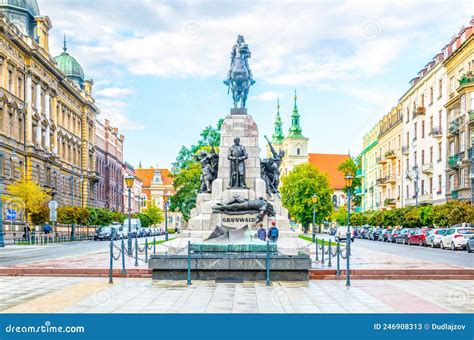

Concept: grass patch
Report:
left=149, top=238, right=175, bottom=246
left=298, top=234, right=338, bottom=246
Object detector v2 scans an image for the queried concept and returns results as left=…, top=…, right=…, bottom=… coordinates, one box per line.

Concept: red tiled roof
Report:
left=135, top=168, right=173, bottom=187
left=308, top=153, right=349, bottom=190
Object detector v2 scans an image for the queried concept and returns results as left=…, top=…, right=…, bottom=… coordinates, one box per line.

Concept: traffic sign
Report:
left=49, top=210, right=57, bottom=222
left=5, top=209, right=16, bottom=221
left=48, top=200, right=58, bottom=211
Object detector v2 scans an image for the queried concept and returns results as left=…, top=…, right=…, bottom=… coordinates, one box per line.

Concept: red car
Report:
left=407, top=228, right=432, bottom=246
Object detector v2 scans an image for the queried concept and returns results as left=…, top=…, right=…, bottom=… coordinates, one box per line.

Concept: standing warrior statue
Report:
left=228, top=137, right=248, bottom=189
left=223, top=35, right=256, bottom=108
left=261, top=135, right=285, bottom=196
left=194, top=147, right=219, bottom=193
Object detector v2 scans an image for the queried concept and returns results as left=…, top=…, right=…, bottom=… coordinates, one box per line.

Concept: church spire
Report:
left=63, top=34, right=67, bottom=52
left=288, top=90, right=304, bottom=138
left=272, top=98, right=284, bottom=144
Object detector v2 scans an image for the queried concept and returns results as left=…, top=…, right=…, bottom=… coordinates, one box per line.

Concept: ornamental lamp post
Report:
left=311, top=194, right=318, bottom=243
left=344, top=174, right=354, bottom=287
left=125, top=175, right=135, bottom=255
left=163, top=192, right=170, bottom=241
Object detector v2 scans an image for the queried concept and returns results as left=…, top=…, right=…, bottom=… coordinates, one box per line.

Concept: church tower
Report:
left=281, top=90, right=309, bottom=176
left=266, top=99, right=285, bottom=157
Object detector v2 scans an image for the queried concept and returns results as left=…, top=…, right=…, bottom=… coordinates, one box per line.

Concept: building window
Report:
left=429, top=177, right=433, bottom=194
left=429, top=146, right=433, bottom=163
left=421, top=94, right=425, bottom=107
left=297, top=148, right=301, bottom=156
left=438, top=79, right=443, bottom=98
left=438, top=142, right=442, bottom=161
left=438, top=175, right=442, bottom=194
left=414, top=123, right=417, bottom=140
left=449, top=175, right=454, bottom=192
left=450, top=76, right=455, bottom=94
left=429, top=87, right=433, bottom=104
left=406, top=185, right=409, bottom=199
left=460, top=168, right=465, bottom=188
left=421, top=180, right=425, bottom=195
left=421, top=150, right=425, bottom=164
left=414, top=151, right=417, bottom=165
left=421, top=120, right=425, bottom=138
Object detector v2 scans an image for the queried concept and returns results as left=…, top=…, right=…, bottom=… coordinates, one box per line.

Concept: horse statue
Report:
left=224, top=35, right=255, bottom=108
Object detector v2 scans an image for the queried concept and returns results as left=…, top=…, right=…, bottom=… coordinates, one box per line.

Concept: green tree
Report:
left=382, top=209, right=400, bottom=227
left=420, top=205, right=434, bottom=226
left=111, top=211, right=126, bottom=223
left=135, top=213, right=152, bottom=228
left=95, top=208, right=113, bottom=226
left=30, top=205, right=49, bottom=225
left=401, top=207, right=422, bottom=227
left=332, top=206, right=349, bottom=225
left=143, top=202, right=164, bottom=225
left=337, top=156, right=361, bottom=207
left=281, top=163, right=334, bottom=228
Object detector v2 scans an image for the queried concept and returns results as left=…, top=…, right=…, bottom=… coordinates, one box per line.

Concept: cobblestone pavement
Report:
left=0, top=277, right=471, bottom=313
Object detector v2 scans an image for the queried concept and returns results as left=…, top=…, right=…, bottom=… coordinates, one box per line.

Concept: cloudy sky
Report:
left=40, top=0, right=473, bottom=168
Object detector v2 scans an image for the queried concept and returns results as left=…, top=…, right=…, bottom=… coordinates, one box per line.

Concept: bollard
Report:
left=109, top=238, right=113, bottom=284
left=134, top=238, right=139, bottom=267
left=346, top=232, right=351, bottom=287
left=321, top=241, right=325, bottom=264
left=265, top=241, right=271, bottom=286
left=336, top=242, right=341, bottom=276
left=121, top=237, right=127, bottom=275
left=145, top=238, right=148, bottom=263
left=328, top=242, right=332, bottom=267
left=315, top=237, right=319, bottom=262
left=187, top=241, right=191, bottom=286
left=153, top=237, right=156, bottom=254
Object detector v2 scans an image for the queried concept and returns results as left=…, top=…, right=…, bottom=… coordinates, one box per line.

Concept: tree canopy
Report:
left=337, top=156, right=362, bottom=207
left=280, top=163, right=334, bottom=227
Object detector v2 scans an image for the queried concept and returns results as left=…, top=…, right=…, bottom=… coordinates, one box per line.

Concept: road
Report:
left=0, top=236, right=165, bottom=267
left=316, top=234, right=473, bottom=268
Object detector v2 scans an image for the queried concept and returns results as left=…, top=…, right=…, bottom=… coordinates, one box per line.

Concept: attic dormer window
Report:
left=152, top=170, right=162, bottom=184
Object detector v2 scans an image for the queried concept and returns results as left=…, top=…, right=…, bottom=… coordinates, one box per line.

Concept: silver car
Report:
left=425, top=229, right=448, bottom=248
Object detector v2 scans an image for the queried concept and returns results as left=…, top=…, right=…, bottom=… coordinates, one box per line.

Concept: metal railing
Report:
left=12, top=232, right=95, bottom=245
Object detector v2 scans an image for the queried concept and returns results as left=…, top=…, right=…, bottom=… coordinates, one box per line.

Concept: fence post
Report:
left=265, top=241, right=271, bottom=286
left=145, top=238, right=148, bottom=263
left=109, top=238, right=113, bottom=284
left=336, top=242, right=341, bottom=276
left=153, top=237, right=156, bottom=254
left=321, top=241, right=325, bottom=264
left=187, top=241, right=191, bottom=286
left=328, top=242, right=332, bottom=267
left=315, top=237, right=319, bottom=262
left=121, top=237, right=127, bottom=275
left=134, top=237, right=139, bottom=267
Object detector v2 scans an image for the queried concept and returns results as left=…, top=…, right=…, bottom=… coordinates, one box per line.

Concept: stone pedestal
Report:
left=188, top=110, right=290, bottom=237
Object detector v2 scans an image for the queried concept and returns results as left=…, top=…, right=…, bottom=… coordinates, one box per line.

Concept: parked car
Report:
left=407, top=228, right=431, bottom=246
left=440, top=227, right=474, bottom=250
left=425, top=229, right=448, bottom=248
left=94, top=225, right=122, bottom=241
left=143, top=227, right=152, bottom=237
left=358, top=226, right=371, bottom=239
left=467, top=235, right=474, bottom=253
left=379, top=229, right=393, bottom=242
left=393, top=228, right=410, bottom=244
left=389, top=229, right=401, bottom=243
left=334, top=226, right=354, bottom=242
left=369, top=228, right=383, bottom=241
left=123, top=218, right=142, bottom=237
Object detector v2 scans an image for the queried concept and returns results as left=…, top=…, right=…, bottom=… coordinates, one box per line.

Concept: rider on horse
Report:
left=224, top=35, right=256, bottom=86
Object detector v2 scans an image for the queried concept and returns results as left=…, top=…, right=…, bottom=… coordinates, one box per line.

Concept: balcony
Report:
left=384, top=150, right=396, bottom=160
left=448, top=154, right=461, bottom=168
left=384, top=198, right=396, bottom=207
left=376, top=177, right=387, bottom=186
left=356, top=168, right=363, bottom=178
left=468, top=111, right=474, bottom=126
left=421, top=162, right=433, bottom=174
left=402, top=145, right=409, bottom=155
left=354, top=187, right=363, bottom=196
left=429, top=126, right=442, bottom=138
left=448, top=119, right=460, bottom=136
left=458, top=71, right=474, bottom=89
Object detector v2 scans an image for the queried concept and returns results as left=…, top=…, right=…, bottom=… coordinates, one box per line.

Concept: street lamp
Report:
left=163, top=192, right=170, bottom=241
left=344, top=173, right=354, bottom=287
left=125, top=175, right=135, bottom=255
left=311, top=194, right=318, bottom=243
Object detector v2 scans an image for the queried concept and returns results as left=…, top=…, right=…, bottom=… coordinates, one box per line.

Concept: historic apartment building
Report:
left=95, top=119, right=124, bottom=212
left=123, top=162, right=144, bottom=214
left=269, top=93, right=349, bottom=210
left=358, top=122, right=379, bottom=211
left=0, top=1, right=99, bottom=209
left=359, top=18, right=474, bottom=211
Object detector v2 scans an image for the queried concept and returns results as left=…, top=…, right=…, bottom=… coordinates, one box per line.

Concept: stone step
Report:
left=0, top=268, right=152, bottom=278
left=309, top=268, right=474, bottom=280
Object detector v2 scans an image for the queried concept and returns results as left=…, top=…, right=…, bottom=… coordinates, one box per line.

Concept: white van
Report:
left=335, top=226, right=355, bottom=242
left=122, top=218, right=142, bottom=237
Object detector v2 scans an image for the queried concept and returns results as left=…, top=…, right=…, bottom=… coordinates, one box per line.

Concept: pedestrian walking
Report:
left=268, top=221, right=279, bottom=243
left=256, top=224, right=266, bottom=241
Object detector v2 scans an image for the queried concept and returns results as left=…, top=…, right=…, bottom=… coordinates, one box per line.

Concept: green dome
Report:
left=0, top=0, right=39, bottom=17
left=54, top=38, right=85, bottom=88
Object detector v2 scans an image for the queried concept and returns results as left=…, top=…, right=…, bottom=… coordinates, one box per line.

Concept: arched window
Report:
left=297, top=148, right=300, bottom=156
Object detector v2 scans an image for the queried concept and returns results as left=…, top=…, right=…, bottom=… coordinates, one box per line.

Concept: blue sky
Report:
left=40, top=0, right=473, bottom=168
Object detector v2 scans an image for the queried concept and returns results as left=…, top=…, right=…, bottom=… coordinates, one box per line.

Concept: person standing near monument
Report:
left=228, top=137, right=248, bottom=188
left=256, top=224, right=267, bottom=241
left=268, top=221, right=279, bottom=243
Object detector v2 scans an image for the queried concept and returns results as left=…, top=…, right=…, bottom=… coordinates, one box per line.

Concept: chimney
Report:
left=34, top=16, right=52, bottom=52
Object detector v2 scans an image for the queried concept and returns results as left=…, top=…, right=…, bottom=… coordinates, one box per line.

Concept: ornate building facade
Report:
left=0, top=1, right=99, bottom=210
left=95, top=119, right=124, bottom=212
left=123, top=162, right=144, bottom=214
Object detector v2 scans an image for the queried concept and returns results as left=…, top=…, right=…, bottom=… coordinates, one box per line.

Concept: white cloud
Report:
left=96, top=98, right=143, bottom=130
left=95, top=87, right=135, bottom=98
left=250, top=91, right=280, bottom=101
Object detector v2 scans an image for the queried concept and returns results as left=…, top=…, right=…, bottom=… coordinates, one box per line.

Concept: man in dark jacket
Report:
left=268, top=221, right=279, bottom=243
left=256, top=224, right=266, bottom=241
